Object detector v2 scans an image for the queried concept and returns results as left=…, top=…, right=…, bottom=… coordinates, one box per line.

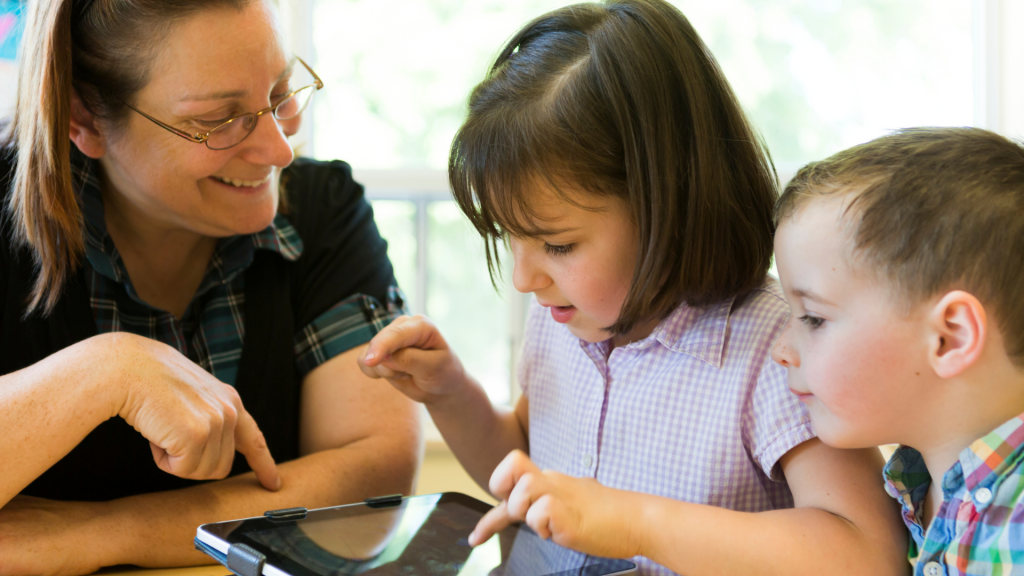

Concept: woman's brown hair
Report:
left=449, top=0, right=777, bottom=335
left=3, top=0, right=249, bottom=316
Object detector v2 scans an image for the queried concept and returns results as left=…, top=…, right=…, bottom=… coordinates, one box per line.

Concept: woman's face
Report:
left=99, top=0, right=297, bottom=237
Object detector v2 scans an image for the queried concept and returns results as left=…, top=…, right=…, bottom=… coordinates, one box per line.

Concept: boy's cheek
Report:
left=803, top=393, right=891, bottom=449
left=804, top=400, right=868, bottom=448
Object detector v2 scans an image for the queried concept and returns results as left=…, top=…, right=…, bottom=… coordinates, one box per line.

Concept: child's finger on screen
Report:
left=469, top=501, right=511, bottom=546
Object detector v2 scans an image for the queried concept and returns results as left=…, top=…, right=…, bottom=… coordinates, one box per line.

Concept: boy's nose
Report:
left=771, top=318, right=800, bottom=368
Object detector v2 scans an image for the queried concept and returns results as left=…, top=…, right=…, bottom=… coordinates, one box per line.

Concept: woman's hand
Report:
left=469, top=450, right=643, bottom=560
left=108, top=333, right=281, bottom=490
left=357, top=315, right=468, bottom=404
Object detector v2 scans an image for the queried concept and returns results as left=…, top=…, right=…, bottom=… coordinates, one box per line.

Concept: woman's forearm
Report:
left=637, top=495, right=907, bottom=576
left=98, top=430, right=420, bottom=568
left=425, top=381, right=528, bottom=493
left=0, top=336, right=124, bottom=506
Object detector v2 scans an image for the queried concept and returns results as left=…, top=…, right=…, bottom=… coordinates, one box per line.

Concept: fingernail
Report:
left=364, top=352, right=376, bottom=362
left=275, top=477, right=283, bottom=491
left=468, top=532, right=477, bottom=546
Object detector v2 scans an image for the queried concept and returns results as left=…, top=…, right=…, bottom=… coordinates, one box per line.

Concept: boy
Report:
left=772, top=126, right=1024, bottom=576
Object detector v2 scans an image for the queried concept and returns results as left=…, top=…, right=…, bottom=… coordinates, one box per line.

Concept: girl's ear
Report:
left=927, top=290, right=987, bottom=379
left=69, top=91, right=107, bottom=159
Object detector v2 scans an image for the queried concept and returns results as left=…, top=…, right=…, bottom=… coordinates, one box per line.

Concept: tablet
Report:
left=195, top=492, right=637, bottom=576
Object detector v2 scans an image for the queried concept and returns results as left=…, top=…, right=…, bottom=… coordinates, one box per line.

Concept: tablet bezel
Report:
left=195, top=492, right=636, bottom=576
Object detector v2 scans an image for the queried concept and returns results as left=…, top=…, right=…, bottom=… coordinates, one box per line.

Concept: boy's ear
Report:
left=927, top=290, right=987, bottom=379
left=69, top=91, right=107, bottom=159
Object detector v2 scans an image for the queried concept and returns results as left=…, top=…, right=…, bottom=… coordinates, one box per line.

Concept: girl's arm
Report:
left=359, top=315, right=529, bottom=490
left=0, top=344, right=422, bottom=575
left=0, top=332, right=279, bottom=508
left=473, top=439, right=908, bottom=576
left=637, top=439, right=908, bottom=575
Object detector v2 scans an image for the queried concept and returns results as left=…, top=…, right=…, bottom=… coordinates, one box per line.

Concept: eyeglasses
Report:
left=124, top=57, right=324, bottom=151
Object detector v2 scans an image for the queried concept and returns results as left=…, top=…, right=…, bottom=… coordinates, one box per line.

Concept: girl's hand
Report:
left=108, top=334, right=281, bottom=491
left=469, top=450, right=644, bottom=560
left=357, top=315, right=468, bottom=404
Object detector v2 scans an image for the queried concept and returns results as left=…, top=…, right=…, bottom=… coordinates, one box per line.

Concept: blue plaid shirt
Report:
left=884, top=414, right=1024, bottom=576
left=78, top=159, right=404, bottom=385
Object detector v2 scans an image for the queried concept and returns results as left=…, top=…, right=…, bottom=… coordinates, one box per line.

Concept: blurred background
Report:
left=2, top=0, right=1023, bottom=499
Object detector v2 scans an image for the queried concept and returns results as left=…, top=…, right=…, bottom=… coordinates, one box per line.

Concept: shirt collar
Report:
left=78, top=155, right=303, bottom=299
left=883, top=445, right=931, bottom=510
left=592, top=295, right=733, bottom=368
left=959, top=412, right=1024, bottom=492
left=883, top=412, right=1024, bottom=515
left=652, top=296, right=734, bottom=368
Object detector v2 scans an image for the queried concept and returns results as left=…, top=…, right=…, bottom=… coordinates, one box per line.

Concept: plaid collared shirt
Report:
left=884, top=414, right=1024, bottom=576
left=77, top=159, right=404, bottom=386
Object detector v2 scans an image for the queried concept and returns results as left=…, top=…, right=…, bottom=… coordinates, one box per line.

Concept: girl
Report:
left=360, top=1, right=906, bottom=574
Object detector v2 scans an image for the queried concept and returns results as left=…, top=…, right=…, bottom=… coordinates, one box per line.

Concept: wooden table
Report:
left=95, top=565, right=229, bottom=576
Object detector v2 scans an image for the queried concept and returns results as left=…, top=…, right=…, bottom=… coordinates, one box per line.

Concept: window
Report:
left=0, top=1, right=1012, bottom=409
left=298, top=0, right=986, bottom=405
left=0, top=0, right=21, bottom=118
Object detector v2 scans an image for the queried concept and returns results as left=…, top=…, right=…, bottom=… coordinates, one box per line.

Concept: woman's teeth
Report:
left=214, top=174, right=271, bottom=188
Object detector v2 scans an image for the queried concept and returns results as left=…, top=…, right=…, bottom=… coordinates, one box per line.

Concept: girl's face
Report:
left=98, top=0, right=297, bottom=237
left=509, top=183, right=639, bottom=343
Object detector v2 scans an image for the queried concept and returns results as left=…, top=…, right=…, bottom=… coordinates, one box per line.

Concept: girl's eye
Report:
left=799, top=314, right=824, bottom=329
left=544, top=243, right=575, bottom=256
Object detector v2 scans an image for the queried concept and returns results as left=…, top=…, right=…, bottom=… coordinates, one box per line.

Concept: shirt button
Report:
left=975, top=487, right=993, bottom=505
left=582, top=454, right=594, bottom=469
left=923, top=561, right=943, bottom=576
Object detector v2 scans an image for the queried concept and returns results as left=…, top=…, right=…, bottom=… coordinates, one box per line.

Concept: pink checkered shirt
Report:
left=519, top=279, right=815, bottom=575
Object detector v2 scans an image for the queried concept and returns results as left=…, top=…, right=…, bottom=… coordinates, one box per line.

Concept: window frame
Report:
left=282, top=0, right=1013, bottom=421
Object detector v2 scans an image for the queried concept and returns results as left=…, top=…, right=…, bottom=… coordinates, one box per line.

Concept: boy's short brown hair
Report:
left=449, top=0, right=778, bottom=335
left=776, top=127, right=1024, bottom=364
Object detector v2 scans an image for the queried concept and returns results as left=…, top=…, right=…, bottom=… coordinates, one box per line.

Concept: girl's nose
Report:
left=771, top=318, right=801, bottom=368
left=511, top=239, right=551, bottom=294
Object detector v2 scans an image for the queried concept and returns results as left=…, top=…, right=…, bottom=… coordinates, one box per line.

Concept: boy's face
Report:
left=772, top=198, right=933, bottom=448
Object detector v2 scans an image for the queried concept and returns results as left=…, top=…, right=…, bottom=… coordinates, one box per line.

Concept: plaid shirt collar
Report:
left=76, top=156, right=303, bottom=307
left=884, top=412, right=1024, bottom=522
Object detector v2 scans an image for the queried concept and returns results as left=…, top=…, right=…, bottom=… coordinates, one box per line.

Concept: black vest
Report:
left=1, top=150, right=395, bottom=501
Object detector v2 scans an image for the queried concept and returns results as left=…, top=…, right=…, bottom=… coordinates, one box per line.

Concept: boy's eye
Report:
left=799, top=314, right=824, bottom=329
left=544, top=243, right=575, bottom=256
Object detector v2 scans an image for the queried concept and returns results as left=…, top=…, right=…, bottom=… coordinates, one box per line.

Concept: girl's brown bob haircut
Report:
left=449, top=0, right=778, bottom=335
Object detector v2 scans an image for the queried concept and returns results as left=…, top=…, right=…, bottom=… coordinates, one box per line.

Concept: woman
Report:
left=0, top=0, right=421, bottom=574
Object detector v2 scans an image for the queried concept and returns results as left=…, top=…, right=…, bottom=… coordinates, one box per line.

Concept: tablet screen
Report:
left=200, top=493, right=636, bottom=576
